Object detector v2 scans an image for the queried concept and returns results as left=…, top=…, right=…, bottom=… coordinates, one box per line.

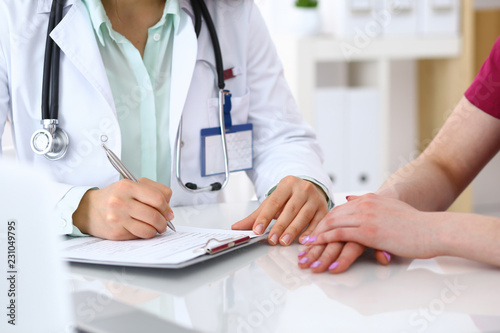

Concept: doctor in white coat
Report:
left=0, top=0, right=333, bottom=245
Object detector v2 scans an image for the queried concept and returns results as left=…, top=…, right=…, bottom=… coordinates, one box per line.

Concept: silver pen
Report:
left=102, top=144, right=176, bottom=232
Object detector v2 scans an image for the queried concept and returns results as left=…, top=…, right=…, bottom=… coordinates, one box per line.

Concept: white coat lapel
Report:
left=169, top=10, right=198, bottom=147
left=47, top=0, right=115, bottom=113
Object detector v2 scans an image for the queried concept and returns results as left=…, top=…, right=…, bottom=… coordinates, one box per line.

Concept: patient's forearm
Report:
left=433, top=212, right=500, bottom=266
left=377, top=157, right=461, bottom=212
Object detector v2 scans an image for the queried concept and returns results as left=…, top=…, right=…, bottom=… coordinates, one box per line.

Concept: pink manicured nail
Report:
left=299, top=257, right=309, bottom=264
left=306, top=236, right=317, bottom=244
left=311, top=261, right=322, bottom=269
left=383, top=251, right=392, bottom=262
left=329, top=261, right=340, bottom=270
left=298, top=251, right=306, bottom=257
left=281, top=234, right=292, bottom=246
left=300, top=236, right=310, bottom=245
left=254, top=224, right=265, bottom=235
left=167, top=211, right=175, bottom=220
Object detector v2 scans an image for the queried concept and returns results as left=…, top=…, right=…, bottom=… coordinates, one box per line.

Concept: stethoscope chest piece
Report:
left=31, top=120, right=69, bottom=160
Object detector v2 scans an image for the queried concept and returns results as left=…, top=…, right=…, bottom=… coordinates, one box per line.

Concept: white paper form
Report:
left=61, top=226, right=262, bottom=267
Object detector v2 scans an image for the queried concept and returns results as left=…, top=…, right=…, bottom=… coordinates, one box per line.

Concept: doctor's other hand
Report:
left=303, top=193, right=440, bottom=272
left=232, top=176, right=329, bottom=246
left=73, top=178, right=174, bottom=240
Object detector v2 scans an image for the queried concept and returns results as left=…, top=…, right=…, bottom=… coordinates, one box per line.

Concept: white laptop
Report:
left=0, top=161, right=72, bottom=333
left=0, top=161, right=200, bottom=333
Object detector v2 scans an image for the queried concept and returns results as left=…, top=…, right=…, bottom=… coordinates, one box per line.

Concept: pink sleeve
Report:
left=465, top=36, right=500, bottom=119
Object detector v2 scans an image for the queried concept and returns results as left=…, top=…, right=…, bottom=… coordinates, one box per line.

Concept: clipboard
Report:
left=200, top=235, right=252, bottom=254
left=61, top=226, right=268, bottom=269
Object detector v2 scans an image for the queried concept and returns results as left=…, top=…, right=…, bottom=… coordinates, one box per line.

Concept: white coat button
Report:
left=60, top=219, right=67, bottom=228
left=153, top=33, right=161, bottom=41
left=100, top=135, right=108, bottom=143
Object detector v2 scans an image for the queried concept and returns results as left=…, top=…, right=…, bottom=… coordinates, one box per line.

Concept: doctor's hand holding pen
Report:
left=73, top=178, right=174, bottom=241
left=232, top=176, right=330, bottom=246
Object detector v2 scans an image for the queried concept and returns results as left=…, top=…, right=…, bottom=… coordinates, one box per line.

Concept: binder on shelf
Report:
left=320, top=0, right=460, bottom=38
left=315, top=87, right=382, bottom=193
left=315, top=87, right=349, bottom=192
left=347, top=87, right=382, bottom=192
left=417, top=0, right=460, bottom=36
left=382, top=0, right=418, bottom=36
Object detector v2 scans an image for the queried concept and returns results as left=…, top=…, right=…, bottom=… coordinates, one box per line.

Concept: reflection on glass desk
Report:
left=68, top=201, right=500, bottom=333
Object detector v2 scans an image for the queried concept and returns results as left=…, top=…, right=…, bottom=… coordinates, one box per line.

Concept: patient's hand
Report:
left=300, top=194, right=437, bottom=273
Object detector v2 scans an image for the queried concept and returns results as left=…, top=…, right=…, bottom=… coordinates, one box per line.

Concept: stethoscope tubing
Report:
left=196, top=0, right=225, bottom=90
left=41, top=0, right=63, bottom=121
left=174, top=0, right=231, bottom=193
left=175, top=89, right=230, bottom=193
left=34, top=0, right=231, bottom=190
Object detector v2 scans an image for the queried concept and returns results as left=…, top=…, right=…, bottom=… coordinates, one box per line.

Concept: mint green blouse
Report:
left=82, top=0, right=180, bottom=186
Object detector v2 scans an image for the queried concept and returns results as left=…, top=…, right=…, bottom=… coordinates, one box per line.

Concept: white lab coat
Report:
left=0, top=0, right=332, bottom=210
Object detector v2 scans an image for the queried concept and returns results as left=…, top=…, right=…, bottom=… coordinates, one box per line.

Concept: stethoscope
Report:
left=31, top=0, right=231, bottom=193
left=30, top=0, right=68, bottom=160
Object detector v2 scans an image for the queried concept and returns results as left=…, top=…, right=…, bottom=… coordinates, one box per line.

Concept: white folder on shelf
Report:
left=315, top=87, right=349, bottom=192
left=347, top=87, right=382, bottom=192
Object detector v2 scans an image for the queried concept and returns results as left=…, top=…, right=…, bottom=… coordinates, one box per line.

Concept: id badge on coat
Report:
left=200, top=124, right=253, bottom=177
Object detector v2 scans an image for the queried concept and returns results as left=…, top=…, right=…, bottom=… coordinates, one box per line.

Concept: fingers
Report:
left=299, top=243, right=390, bottom=274
left=326, top=242, right=366, bottom=273
left=269, top=178, right=329, bottom=246
left=346, top=195, right=360, bottom=202
left=298, top=242, right=365, bottom=274
left=127, top=199, right=168, bottom=234
left=231, top=206, right=263, bottom=232
left=139, top=177, right=173, bottom=201
left=256, top=187, right=293, bottom=237
left=297, top=244, right=327, bottom=269
left=234, top=177, right=329, bottom=245
left=233, top=182, right=292, bottom=236
left=307, top=203, right=363, bottom=238
left=136, top=178, right=174, bottom=220
left=375, top=250, right=392, bottom=265
left=299, top=243, right=345, bottom=273
left=270, top=195, right=309, bottom=246
left=234, top=176, right=330, bottom=247
left=293, top=210, right=325, bottom=245
left=123, top=218, right=160, bottom=239
left=307, top=227, right=361, bottom=246
left=77, top=178, right=176, bottom=240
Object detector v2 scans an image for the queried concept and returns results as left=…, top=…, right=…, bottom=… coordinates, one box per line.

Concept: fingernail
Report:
left=298, top=251, right=306, bottom=257
left=329, top=261, right=340, bottom=270
left=280, top=234, right=292, bottom=246
left=299, top=257, right=309, bottom=264
left=383, top=251, right=392, bottom=262
left=254, top=224, right=265, bottom=235
left=346, top=195, right=356, bottom=201
left=269, top=233, right=279, bottom=245
left=167, top=211, right=174, bottom=220
left=300, top=236, right=310, bottom=245
left=306, top=236, right=317, bottom=244
left=311, top=261, right=322, bottom=269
